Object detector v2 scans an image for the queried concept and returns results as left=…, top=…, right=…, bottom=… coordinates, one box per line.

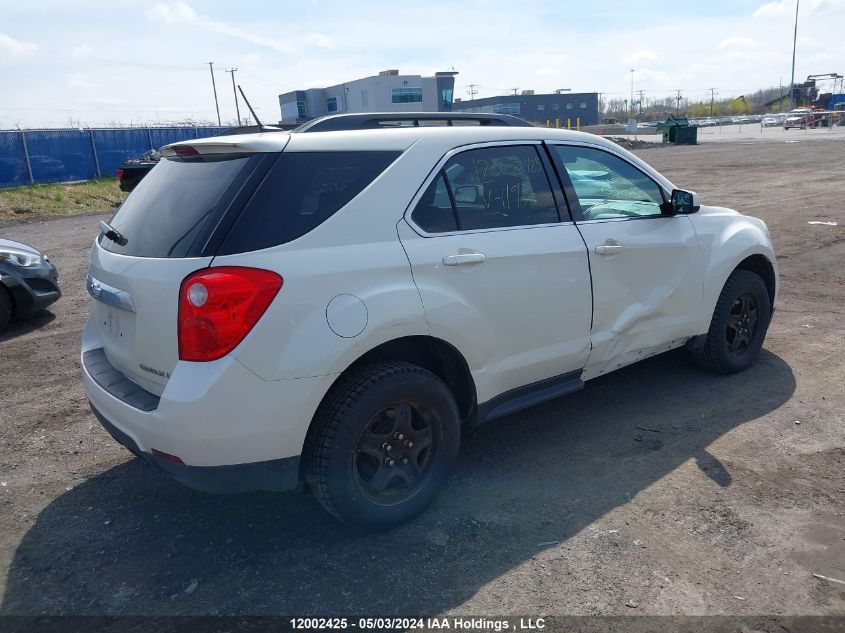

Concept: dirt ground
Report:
left=0, top=136, right=843, bottom=620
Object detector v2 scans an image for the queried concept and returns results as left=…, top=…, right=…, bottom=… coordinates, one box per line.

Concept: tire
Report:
left=305, top=361, right=460, bottom=530
left=691, top=270, right=772, bottom=374
left=0, top=287, right=12, bottom=333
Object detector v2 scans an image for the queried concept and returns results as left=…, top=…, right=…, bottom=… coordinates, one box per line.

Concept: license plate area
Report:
left=95, top=302, right=136, bottom=355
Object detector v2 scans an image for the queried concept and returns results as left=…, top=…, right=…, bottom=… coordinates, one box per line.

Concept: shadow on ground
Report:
left=0, top=311, right=55, bottom=343
left=1, top=349, right=795, bottom=615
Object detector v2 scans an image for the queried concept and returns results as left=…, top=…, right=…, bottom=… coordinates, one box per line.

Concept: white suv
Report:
left=82, top=114, right=777, bottom=529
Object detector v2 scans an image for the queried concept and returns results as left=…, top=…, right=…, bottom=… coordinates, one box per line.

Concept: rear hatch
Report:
left=87, top=139, right=284, bottom=395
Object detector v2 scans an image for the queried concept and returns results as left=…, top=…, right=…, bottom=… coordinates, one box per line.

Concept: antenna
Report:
left=237, top=85, right=265, bottom=131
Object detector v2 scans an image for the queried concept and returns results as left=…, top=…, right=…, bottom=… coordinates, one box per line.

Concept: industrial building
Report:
left=452, top=91, right=600, bottom=126
left=278, top=69, right=459, bottom=124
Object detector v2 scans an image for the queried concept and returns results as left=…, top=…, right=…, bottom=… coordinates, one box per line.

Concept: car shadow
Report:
left=1, top=349, right=795, bottom=615
left=0, top=310, right=56, bottom=343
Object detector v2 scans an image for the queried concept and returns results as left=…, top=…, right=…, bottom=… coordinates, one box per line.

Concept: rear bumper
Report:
left=82, top=317, right=338, bottom=492
left=89, top=403, right=301, bottom=493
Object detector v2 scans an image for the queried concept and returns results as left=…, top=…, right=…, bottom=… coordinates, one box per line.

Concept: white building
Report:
left=279, top=69, right=459, bottom=124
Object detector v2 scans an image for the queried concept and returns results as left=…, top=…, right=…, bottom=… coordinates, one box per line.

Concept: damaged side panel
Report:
left=577, top=216, right=705, bottom=381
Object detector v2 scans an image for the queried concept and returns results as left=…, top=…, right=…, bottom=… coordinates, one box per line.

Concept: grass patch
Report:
left=0, top=178, right=126, bottom=221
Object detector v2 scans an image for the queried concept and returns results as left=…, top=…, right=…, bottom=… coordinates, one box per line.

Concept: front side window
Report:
left=391, top=87, right=423, bottom=103
left=552, top=145, right=665, bottom=220
left=412, top=145, right=559, bottom=233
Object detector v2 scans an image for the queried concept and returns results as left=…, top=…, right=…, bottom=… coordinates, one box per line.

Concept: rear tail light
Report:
left=178, top=267, right=283, bottom=362
left=116, top=168, right=124, bottom=182
left=173, top=146, right=200, bottom=157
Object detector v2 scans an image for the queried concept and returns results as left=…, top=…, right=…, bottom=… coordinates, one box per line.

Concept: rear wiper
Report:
left=99, top=220, right=128, bottom=246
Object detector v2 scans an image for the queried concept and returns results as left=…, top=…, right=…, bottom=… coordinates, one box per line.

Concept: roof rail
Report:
left=294, top=112, right=532, bottom=133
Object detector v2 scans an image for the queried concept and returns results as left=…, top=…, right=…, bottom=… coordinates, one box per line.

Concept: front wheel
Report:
left=691, top=270, right=772, bottom=374
left=305, top=362, right=460, bottom=530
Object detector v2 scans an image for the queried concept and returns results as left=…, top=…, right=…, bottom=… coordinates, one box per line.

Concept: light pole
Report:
left=789, top=0, right=799, bottom=111
left=225, top=68, right=240, bottom=125
left=208, top=62, right=221, bottom=126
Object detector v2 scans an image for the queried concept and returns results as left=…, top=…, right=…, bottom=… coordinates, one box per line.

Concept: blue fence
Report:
left=0, top=126, right=227, bottom=189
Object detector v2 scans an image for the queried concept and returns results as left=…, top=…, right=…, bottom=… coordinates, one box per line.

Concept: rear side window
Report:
left=219, top=151, right=400, bottom=254
left=101, top=154, right=259, bottom=258
left=412, top=174, right=457, bottom=233
left=412, top=145, right=560, bottom=233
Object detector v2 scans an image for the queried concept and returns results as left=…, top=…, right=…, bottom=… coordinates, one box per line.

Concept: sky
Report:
left=1, top=0, right=844, bottom=128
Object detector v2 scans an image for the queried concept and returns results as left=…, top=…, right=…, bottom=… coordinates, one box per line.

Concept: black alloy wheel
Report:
left=354, top=402, right=435, bottom=505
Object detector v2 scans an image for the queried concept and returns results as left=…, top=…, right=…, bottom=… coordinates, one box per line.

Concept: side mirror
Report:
left=669, top=189, right=700, bottom=214
left=453, top=185, right=480, bottom=204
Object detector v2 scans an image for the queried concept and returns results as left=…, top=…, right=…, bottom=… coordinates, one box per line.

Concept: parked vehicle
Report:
left=762, top=114, right=785, bottom=127
left=784, top=108, right=825, bottom=129
left=82, top=114, right=778, bottom=529
left=117, top=150, right=160, bottom=192
left=0, top=238, right=61, bottom=332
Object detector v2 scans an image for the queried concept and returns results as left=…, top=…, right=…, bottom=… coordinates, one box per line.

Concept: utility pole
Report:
left=675, top=90, right=683, bottom=115
left=225, top=68, right=241, bottom=125
left=789, top=0, right=799, bottom=110
left=208, top=62, right=221, bottom=126
left=465, top=84, right=479, bottom=100
left=637, top=89, right=646, bottom=115
left=708, top=88, right=717, bottom=117
left=629, top=69, right=635, bottom=118
left=509, top=87, right=519, bottom=96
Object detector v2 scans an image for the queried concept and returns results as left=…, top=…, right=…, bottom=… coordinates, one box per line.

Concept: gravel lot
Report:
left=0, top=136, right=843, bottom=618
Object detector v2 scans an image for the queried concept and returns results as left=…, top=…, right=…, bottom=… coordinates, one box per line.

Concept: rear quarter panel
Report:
left=215, top=144, right=439, bottom=381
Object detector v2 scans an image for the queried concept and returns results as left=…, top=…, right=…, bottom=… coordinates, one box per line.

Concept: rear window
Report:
left=101, top=154, right=260, bottom=258
left=218, top=151, right=400, bottom=254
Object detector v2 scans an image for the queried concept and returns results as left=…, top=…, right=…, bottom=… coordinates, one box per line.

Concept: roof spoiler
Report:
left=294, top=112, right=533, bottom=133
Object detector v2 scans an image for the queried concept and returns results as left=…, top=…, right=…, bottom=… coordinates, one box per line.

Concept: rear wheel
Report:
left=691, top=270, right=771, bottom=374
left=0, top=287, right=12, bottom=333
left=306, top=362, right=460, bottom=530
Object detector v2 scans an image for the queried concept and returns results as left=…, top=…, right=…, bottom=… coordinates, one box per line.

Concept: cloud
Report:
left=535, top=67, right=559, bottom=76
left=624, top=50, right=658, bottom=64
left=71, top=44, right=94, bottom=57
left=146, top=1, right=292, bottom=54
left=146, top=1, right=197, bottom=24
left=66, top=73, right=98, bottom=89
left=0, top=33, right=38, bottom=56
left=718, top=36, right=755, bottom=49
left=304, top=32, right=335, bottom=48
left=754, top=0, right=845, bottom=18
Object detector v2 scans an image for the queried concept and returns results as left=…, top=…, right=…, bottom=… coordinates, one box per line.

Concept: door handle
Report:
left=442, top=252, right=486, bottom=266
left=595, top=243, right=624, bottom=255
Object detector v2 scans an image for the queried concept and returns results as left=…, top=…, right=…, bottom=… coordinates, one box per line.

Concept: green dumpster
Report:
left=658, top=116, right=698, bottom=144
